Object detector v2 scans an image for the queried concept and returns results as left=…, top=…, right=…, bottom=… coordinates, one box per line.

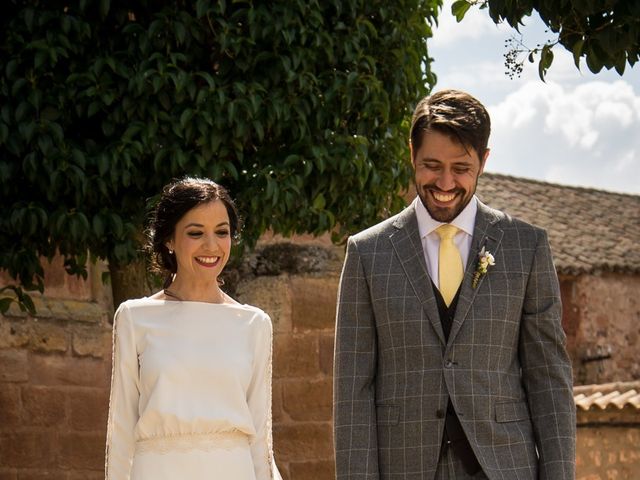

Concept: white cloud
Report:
left=487, top=80, right=640, bottom=194
left=430, top=0, right=508, bottom=48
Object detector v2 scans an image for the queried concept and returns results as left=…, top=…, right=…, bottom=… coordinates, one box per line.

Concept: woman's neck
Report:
left=164, top=278, right=226, bottom=304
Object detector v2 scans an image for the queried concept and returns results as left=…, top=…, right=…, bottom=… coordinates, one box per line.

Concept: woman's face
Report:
left=168, top=200, right=232, bottom=284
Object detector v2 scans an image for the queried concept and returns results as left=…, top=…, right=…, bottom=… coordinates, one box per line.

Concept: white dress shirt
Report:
left=413, top=195, right=478, bottom=289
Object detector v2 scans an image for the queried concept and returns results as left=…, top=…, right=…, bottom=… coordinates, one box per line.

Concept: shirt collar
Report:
left=414, top=195, right=478, bottom=238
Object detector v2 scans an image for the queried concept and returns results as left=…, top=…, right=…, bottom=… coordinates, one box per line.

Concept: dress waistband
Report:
left=135, top=431, right=249, bottom=455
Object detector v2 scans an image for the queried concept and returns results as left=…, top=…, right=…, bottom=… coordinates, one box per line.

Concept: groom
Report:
left=333, top=90, right=576, bottom=479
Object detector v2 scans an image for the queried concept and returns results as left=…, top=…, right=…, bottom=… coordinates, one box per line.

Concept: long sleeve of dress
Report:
left=246, top=314, right=279, bottom=480
left=105, top=303, right=140, bottom=480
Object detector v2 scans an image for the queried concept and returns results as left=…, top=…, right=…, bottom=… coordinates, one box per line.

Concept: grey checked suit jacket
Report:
left=333, top=200, right=576, bottom=480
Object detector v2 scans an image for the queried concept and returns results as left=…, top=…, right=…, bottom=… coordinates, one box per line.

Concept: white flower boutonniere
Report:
left=472, top=246, right=495, bottom=288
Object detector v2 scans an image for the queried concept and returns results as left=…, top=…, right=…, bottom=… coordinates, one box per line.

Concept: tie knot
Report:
left=436, top=224, right=459, bottom=241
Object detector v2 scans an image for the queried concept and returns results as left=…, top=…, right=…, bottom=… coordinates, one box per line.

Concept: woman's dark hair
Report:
left=147, top=177, right=240, bottom=284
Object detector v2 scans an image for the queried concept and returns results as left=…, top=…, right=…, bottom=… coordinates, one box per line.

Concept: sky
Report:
left=428, top=0, right=640, bottom=195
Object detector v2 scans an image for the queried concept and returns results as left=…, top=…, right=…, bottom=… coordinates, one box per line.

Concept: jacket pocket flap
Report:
left=495, top=401, right=529, bottom=423
left=376, top=404, right=400, bottom=425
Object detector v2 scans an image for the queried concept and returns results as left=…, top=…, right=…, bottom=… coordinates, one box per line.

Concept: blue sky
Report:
left=428, top=0, right=640, bottom=194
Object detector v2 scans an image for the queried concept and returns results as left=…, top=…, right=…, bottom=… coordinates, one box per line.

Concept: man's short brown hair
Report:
left=410, top=89, right=491, bottom=160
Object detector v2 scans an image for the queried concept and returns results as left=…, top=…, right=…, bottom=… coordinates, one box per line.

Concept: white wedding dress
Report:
left=105, top=298, right=281, bottom=479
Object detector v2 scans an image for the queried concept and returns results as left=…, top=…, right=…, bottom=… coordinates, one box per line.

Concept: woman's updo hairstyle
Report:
left=147, top=177, right=240, bottom=284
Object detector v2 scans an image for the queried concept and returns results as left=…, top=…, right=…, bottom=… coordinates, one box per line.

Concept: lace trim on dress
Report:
left=266, top=320, right=278, bottom=480
left=135, top=431, right=249, bottom=455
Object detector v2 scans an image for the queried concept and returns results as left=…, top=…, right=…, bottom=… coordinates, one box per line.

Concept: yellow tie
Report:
left=436, top=224, right=463, bottom=306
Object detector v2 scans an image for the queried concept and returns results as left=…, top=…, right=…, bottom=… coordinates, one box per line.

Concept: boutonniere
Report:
left=472, top=246, right=495, bottom=288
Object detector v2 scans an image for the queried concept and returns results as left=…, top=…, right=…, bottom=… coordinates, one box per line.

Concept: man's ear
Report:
left=479, top=148, right=490, bottom=175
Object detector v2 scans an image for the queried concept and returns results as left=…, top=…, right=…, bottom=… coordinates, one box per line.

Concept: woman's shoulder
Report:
left=233, top=302, right=271, bottom=322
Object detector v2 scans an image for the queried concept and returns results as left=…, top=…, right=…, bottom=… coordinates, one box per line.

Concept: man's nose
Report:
left=436, top=169, right=455, bottom=191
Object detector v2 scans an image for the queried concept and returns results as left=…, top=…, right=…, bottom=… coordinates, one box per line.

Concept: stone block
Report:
left=0, top=349, right=28, bottom=382
left=10, top=470, right=64, bottom=480
left=236, top=275, right=292, bottom=333
left=28, top=354, right=109, bottom=388
left=0, top=384, right=21, bottom=429
left=273, top=333, right=318, bottom=379
left=272, top=381, right=286, bottom=423
left=41, top=254, right=93, bottom=301
left=0, top=432, right=55, bottom=468
left=319, top=332, right=335, bottom=376
left=67, top=388, right=109, bottom=432
left=291, top=277, right=338, bottom=331
left=0, top=470, right=16, bottom=480
left=29, top=321, right=68, bottom=353
left=3, top=297, right=106, bottom=324
left=72, top=328, right=112, bottom=359
left=68, top=471, right=104, bottom=480
left=282, top=378, right=332, bottom=421
left=21, top=386, right=66, bottom=427
left=289, top=460, right=335, bottom=480
left=0, top=320, right=29, bottom=349
left=57, top=432, right=105, bottom=470
left=273, top=423, right=333, bottom=462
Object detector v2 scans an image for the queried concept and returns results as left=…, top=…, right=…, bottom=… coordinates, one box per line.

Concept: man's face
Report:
left=412, top=129, right=489, bottom=223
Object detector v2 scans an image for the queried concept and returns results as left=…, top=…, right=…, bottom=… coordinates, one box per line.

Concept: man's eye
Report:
left=454, top=167, right=470, bottom=174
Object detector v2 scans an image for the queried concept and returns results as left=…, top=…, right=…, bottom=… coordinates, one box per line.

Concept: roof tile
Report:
left=477, top=173, right=640, bottom=275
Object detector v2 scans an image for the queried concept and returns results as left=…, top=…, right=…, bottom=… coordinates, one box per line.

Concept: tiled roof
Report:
left=476, top=173, right=640, bottom=275
left=574, top=381, right=640, bottom=410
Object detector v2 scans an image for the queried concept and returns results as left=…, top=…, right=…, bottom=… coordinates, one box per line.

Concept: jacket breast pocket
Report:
left=495, top=401, right=530, bottom=423
left=376, top=404, right=400, bottom=425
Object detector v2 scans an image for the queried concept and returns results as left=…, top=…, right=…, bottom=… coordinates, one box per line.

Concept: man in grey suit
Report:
left=333, top=90, right=576, bottom=479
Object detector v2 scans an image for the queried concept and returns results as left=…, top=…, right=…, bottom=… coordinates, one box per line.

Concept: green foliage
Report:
left=454, top=0, right=640, bottom=80
left=0, top=0, right=439, bottom=311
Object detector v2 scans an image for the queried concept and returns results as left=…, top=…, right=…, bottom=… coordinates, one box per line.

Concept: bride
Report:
left=105, top=176, right=281, bottom=479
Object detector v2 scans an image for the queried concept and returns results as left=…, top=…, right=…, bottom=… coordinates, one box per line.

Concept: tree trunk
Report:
left=109, top=259, right=152, bottom=310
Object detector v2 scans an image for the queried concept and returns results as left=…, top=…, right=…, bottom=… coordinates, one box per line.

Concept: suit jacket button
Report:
left=436, top=409, right=445, bottom=418
left=445, top=360, right=453, bottom=368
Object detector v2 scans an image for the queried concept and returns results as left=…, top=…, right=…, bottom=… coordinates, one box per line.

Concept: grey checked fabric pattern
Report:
left=333, top=200, right=576, bottom=480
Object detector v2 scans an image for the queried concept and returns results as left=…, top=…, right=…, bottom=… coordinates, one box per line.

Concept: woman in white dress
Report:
left=105, top=177, right=281, bottom=479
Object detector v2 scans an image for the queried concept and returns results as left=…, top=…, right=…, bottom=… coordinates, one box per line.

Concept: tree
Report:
left=0, top=0, right=439, bottom=311
left=452, top=0, right=640, bottom=80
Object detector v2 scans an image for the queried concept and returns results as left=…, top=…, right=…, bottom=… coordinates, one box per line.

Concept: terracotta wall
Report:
left=561, top=274, right=640, bottom=384
left=0, top=257, right=112, bottom=479
left=576, top=409, right=640, bottom=480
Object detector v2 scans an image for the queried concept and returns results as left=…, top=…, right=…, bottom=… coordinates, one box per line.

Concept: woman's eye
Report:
left=216, top=230, right=230, bottom=237
left=187, top=231, right=203, bottom=237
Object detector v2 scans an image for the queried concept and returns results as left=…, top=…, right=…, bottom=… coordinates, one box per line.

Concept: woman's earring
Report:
left=169, top=248, right=174, bottom=255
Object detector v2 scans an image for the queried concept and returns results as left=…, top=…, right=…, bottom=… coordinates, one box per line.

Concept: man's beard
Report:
left=416, top=182, right=473, bottom=223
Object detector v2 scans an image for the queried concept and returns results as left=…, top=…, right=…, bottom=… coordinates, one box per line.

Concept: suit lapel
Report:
left=448, top=200, right=504, bottom=345
left=389, top=206, right=446, bottom=345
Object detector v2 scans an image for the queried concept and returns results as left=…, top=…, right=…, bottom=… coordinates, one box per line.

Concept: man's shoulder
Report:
left=349, top=207, right=411, bottom=246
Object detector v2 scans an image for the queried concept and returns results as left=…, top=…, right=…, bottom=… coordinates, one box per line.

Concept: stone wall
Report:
left=2, top=243, right=640, bottom=479
left=0, top=257, right=113, bottom=479
left=560, top=274, right=640, bottom=384
left=576, top=408, right=640, bottom=480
